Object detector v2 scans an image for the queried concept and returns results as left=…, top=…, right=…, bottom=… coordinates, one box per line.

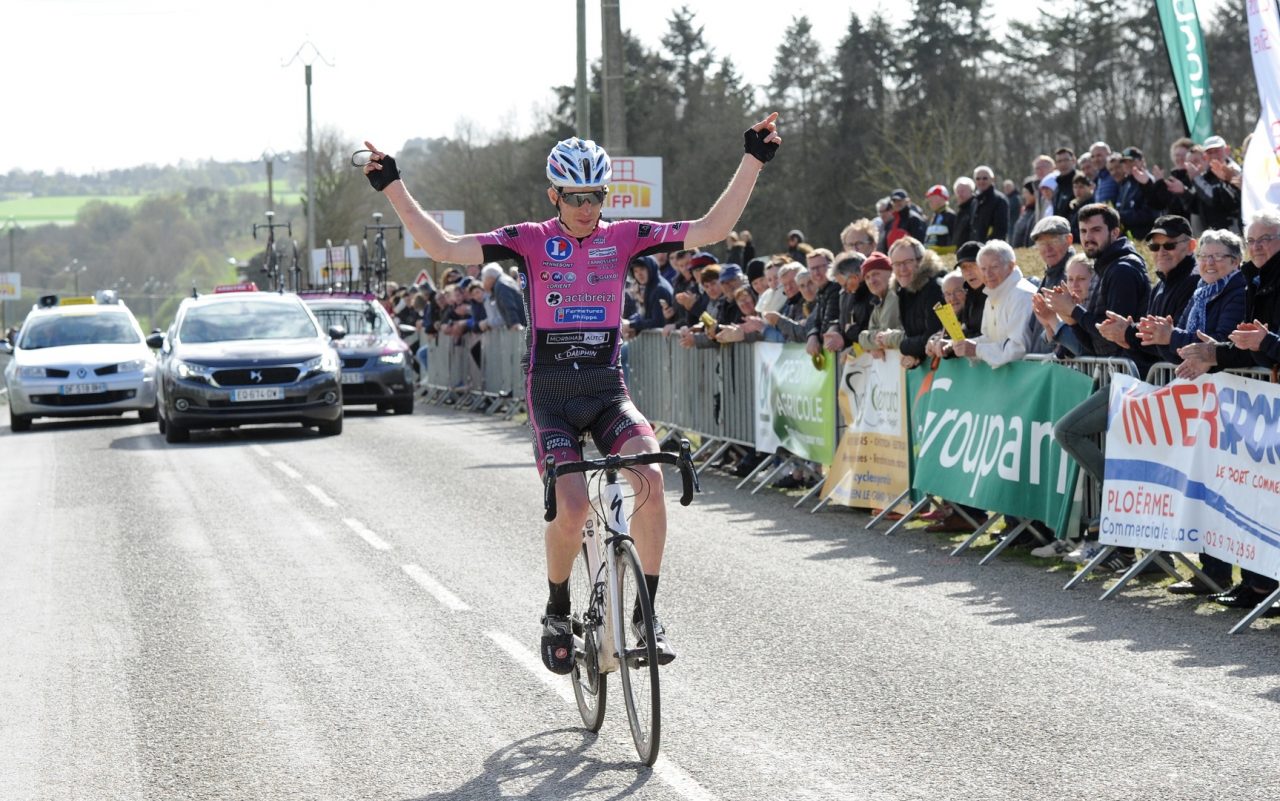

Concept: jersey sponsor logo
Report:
left=551, top=272, right=563, bottom=282
left=555, top=306, right=607, bottom=324
left=637, top=223, right=653, bottom=238
left=504, top=226, right=519, bottom=238
left=540, top=271, right=550, bottom=281
left=545, top=282, right=572, bottom=290
left=543, top=433, right=575, bottom=451
left=546, top=236, right=573, bottom=262
left=593, top=236, right=606, bottom=244
left=587, top=272, right=620, bottom=285
left=587, top=246, right=617, bottom=259
left=519, top=272, right=528, bottom=290
left=672, top=222, right=682, bottom=233
left=560, top=292, right=615, bottom=303
left=545, top=292, right=563, bottom=307
left=564, top=271, right=576, bottom=282
left=555, top=346, right=599, bottom=362
left=546, top=331, right=611, bottom=345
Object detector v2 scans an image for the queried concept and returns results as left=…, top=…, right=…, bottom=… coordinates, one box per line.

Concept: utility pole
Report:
left=284, top=43, right=332, bottom=266
left=576, top=0, right=590, bottom=138
left=600, top=0, right=627, bottom=155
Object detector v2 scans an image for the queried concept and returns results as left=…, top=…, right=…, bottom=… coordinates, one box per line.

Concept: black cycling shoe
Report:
left=540, top=614, right=575, bottom=675
left=632, top=615, right=677, bottom=665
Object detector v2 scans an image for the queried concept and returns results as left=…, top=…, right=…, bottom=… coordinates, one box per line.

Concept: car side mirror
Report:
left=328, top=325, right=346, bottom=341
left=146, top=333, right=165, bottom=349
left=399, top=323, right=416, bottom=337
left=0, top=340, right=13, bottom=355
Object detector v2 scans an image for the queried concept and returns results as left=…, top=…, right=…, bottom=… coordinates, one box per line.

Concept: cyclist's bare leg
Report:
left=617, top=435, right=667, bottom=573
left=546, top=473, right=592, bottom=583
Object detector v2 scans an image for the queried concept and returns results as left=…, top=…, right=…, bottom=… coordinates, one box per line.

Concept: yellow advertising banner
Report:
left=821, top=351, right=911, bottom=512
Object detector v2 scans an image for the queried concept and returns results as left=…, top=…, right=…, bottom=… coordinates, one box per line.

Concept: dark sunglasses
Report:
left=558, top=188, right=608, bottom=207
left=1150, top=240, right=1187, bottom=251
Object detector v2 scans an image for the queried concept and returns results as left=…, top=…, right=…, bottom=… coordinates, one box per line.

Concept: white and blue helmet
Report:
left=546, top=137, right=612, bottom=188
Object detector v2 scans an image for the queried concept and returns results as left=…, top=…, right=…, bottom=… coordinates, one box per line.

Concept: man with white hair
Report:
left=952, top=176, right=976, bottom=245
left=478, top=262, right=526, bottom=330
left=1089, top=142, right=1117, bottom=204
left=969, top=166, right=1009, bottom=243
left=943, top=240, right=1036, bottom=367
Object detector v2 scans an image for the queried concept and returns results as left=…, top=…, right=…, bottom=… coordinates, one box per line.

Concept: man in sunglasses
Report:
left=360, top=114, right=781, bottom=674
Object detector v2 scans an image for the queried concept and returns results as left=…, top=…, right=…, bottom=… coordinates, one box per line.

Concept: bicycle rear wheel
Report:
left=570, top=543, right=606, bottom=731
left=615, top=540, right=660, bottom=765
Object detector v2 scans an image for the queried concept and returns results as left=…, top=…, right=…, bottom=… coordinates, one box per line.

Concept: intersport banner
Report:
left=906, top=359, right=1093, bottom=535
left=1243, top=0, right=1280, bottom=220
left=1157, top=0, right=1214, bottom=144
left=753, top=342, right=836, bottom=465
left=1101, top=373, right=1280, bottom=581
left=822, top=351, right=911, bottom=511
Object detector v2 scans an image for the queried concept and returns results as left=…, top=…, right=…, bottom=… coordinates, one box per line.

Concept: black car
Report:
left=300, top=292, right=416, bottom=415
left=151, top=286, right=344, bottom=443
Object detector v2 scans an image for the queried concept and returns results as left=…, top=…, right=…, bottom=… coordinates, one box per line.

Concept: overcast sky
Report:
left=1, top=0, right=1230, bottom=176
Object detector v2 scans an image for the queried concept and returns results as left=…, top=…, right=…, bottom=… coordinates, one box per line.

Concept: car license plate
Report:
left=232, top=387, right=284, bottom=402
left=61, top=383, right=107, bottom=395
left=341, top=372, right=362, bottom=384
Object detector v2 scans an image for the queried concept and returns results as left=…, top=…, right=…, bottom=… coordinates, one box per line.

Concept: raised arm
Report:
left=684, top=114, right=781, bottom=249
left=362, top=140, right=485, bottom=266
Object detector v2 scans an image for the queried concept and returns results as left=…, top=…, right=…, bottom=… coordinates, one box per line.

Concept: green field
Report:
left=0, top=195, right=148, bottom=226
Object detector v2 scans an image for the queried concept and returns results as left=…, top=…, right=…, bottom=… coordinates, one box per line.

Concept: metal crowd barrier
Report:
left=421, top=329, right=526, bottom=416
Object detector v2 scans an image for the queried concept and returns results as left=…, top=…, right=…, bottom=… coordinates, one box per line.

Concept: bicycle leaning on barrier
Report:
left=252, top=210, right=293, bottom=292
left=543, top=441, right=699, bottom=766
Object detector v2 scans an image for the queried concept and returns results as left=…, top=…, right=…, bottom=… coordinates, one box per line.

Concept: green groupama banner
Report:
left=753, top=342, right=836, bottom=464
left=1156, top=0, right=1214, bottom=144
left=906, top=359, right=1093, bottom=536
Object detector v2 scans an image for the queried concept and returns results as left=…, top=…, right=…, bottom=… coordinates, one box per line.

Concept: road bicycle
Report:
left=542, top=440, right=699, bottom=766
left=252, top=210, right=292, bottom=292
left=362, top=211, right=402, bottom=297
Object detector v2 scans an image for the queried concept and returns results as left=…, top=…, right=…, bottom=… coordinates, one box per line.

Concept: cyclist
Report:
left=362, top=114, right=781, bottom=674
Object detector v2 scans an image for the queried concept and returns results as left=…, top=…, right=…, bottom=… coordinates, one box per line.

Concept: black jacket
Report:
left=1218, top=250, right=1280, bottom=369
left=892, top=260, right=946, bottom=358
left=1069, top=236, right=1151, bottom=358
left=953, top=198, right=975, bottom=246
left=969, top=185, right=1009, bottom=243
left=961, top=282, right=985, bottom=337
left=1121, top=255, right=1198, bottom=374
left=835, top=284, right=875, bottom=348
left=806, top=280, right=842, bottom=339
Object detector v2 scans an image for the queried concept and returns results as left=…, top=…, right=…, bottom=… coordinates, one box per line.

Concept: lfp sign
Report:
left=604, top=157, right=663, bottom=219
left=0, top=272, right=19, bottom=299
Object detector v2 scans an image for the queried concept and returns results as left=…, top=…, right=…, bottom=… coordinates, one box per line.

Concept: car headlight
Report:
left=17, top=366, right=49, bottom=379
left=175, top=360, right=214, bottom=380
left=302, top=351, right=340, bottom=374
left=378, top=352, right=406, bottom=365
left=116, top=359, right=149, bottom=374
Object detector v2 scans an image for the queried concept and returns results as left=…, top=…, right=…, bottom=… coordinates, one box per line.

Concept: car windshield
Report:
left=310, top=304, right=394, bottom=336
left=179, top=300, right=319, bottom=343
left=19, top=312, right=141, bottom=349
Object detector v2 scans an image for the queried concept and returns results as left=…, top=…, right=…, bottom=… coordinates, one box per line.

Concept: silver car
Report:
left=2, top=295, right=158, bottom=432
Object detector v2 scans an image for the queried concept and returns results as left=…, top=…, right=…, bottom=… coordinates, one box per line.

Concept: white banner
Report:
left=821, top=351, right=912, bottom=510
left=1101, top=372, right=1280, bottom=581
left=1242, top=0, right=1280, bottom=220
left=0, top=272, right=19, bottom=299
left=310, top=245, right=361, bottom=287
left=406, top=211, right=465, bottom=258
left=603, top=157, right=662, bottom=219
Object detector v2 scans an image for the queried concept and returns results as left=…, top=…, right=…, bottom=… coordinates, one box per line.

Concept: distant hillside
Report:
left=0, top=154, right=305, bottom=198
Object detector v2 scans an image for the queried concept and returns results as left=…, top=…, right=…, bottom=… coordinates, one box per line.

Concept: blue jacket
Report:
left=1159, top=269, right=1248, bottom=363
left=627, top=257, right=674, bottom=332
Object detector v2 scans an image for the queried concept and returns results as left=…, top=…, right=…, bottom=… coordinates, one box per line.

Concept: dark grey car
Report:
left=301, top=293, right=416, bottom=415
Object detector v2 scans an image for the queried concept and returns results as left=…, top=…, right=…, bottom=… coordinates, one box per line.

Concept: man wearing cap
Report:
left=881, top=189, right=928, bottom=251
left=923, top=185, right=957, bottom=250
left=669, top=251, right=715, bottom=331
left=786, top=229, right=809, bottom=263
left=953, top=241, right=986, bottom=337
left=1024, top=216, right=1077, bottom=354
left=1115, top=146, right=1158, bottom=240
left=855, top=253, right=900, bottom=358
left=1184, top=135, right=1242, bottom=232
left=969, top=166, right=1009, bottom=244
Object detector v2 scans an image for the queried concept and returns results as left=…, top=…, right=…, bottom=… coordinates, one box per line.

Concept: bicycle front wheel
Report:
left=570, top=543, right=606, bottom=732
left=615, top=540, right=660, bottom=765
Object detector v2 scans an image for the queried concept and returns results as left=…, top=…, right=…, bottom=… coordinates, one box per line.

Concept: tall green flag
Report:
left=1156, top=0, right=1214, bottom=143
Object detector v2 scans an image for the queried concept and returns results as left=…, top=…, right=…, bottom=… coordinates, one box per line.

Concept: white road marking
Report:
left=251, top=445, right=271, bottom=458
left=305, top=484, right=337, bottom=508
left=401, top=564, right=470, bottom=611
left=484, top=629, right=721, bottom=801
left=342, top=518, right=391, bottom=551
left=274, top=461, right=302, bottom=480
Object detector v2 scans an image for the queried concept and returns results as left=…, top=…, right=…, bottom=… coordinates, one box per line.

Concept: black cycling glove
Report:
left=366, top=154, right=401, bottom=191
left=743, top=127, right=778, bottom=164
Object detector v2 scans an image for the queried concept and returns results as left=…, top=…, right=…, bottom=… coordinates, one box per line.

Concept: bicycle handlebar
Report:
left=542, top=439, right=699, bottom=522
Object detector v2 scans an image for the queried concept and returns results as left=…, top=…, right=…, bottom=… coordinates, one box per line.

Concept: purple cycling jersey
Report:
left=475, top=217, right=688, bottom=370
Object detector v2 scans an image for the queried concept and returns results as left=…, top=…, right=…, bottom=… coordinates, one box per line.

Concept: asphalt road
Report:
left=3, top=402, right=1280, bottom=800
